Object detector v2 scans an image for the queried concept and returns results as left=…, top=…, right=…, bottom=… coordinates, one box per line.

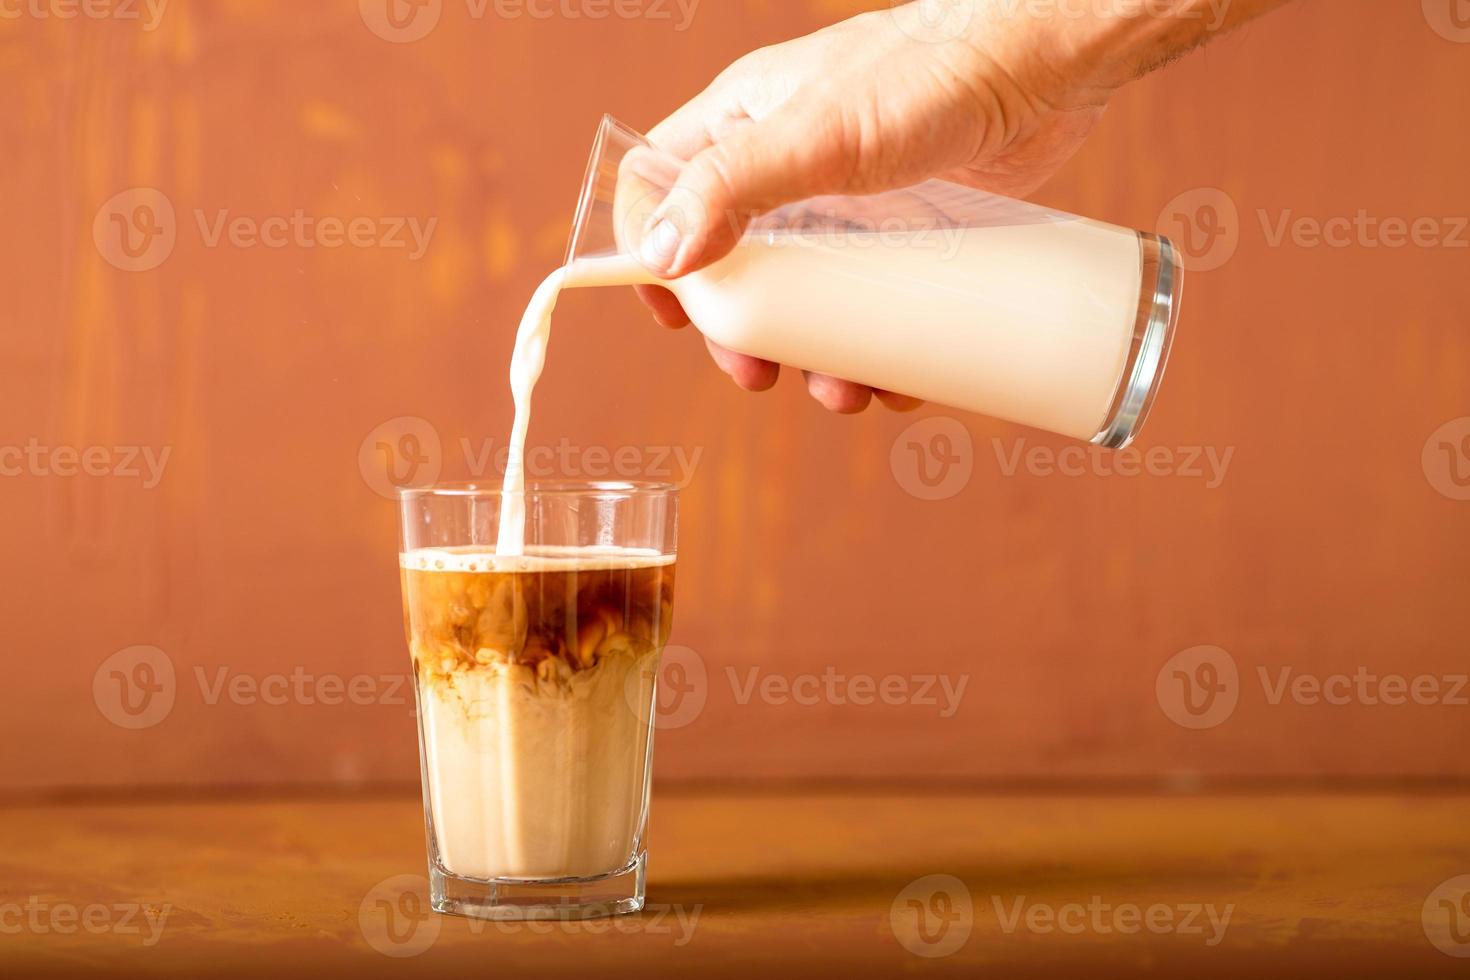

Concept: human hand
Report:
left=635, top=3, right=1110, bottom=412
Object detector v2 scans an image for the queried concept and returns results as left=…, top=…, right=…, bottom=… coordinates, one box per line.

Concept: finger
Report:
left=634, top=284, right=689, bottom=328
left=705, top=336, right=779, bottom=391
left=875, top=390, right=924, bottom=412
left=647, top=89, right=732, bottom=161
left=640, top=103, right=853, bottom=278
left=646, top=53, right=776, bottom=157
left=803, top=371, right=873, bottom=414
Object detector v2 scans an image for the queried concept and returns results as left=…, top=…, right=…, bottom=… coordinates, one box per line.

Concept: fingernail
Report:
left=639, top=217, right=683, bottom=276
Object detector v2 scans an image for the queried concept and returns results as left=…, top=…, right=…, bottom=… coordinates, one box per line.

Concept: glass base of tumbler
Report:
left=429, top=853, right=646, bottom=921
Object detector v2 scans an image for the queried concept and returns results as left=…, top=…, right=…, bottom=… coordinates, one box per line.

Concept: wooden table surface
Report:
left=4, top=789, right=1469, bottom=977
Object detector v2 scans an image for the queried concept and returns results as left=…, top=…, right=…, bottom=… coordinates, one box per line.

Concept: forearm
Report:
left=970, top=0, right=1297, bottom=104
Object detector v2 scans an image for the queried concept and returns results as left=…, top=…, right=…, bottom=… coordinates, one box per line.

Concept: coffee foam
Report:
left=401, top=545, right=675, bottom=573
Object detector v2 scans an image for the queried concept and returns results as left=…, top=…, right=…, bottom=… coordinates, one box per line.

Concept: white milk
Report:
left=496, top=219, right=1146, bottom=552
left=682, top=218, right=1145, bottom=442
left=495, top=257, right=649, bottom=554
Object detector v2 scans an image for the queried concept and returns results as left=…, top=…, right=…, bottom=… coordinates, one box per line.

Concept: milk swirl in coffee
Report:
left=402, top=547, right=673, bottom=880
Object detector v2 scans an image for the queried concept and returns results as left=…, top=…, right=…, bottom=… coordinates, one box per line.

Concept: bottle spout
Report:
left=565, top=115, right=685, bottom=277
left=565, top=253, right=664, bottom=288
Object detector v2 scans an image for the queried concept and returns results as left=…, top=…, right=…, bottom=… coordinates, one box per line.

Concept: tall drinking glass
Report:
left=397, top=482, right=677, bottom=920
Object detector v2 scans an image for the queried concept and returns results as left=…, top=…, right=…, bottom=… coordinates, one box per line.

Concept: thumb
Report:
left=638, top=105, right=851, bottom=278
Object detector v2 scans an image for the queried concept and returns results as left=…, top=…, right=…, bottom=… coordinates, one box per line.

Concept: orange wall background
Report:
left=2, top=0, right=1468, bottom=792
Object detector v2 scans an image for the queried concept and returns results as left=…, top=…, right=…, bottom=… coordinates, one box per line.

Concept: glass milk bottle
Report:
left=566, top=115, right=1183, bottom=448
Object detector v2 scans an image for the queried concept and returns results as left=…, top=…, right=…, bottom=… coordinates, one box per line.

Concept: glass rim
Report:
left=397, top=480, right=679, bottom=500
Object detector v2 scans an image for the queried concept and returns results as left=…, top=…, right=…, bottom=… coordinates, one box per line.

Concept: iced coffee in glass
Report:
left=398, top=482, right=676, bottom=920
